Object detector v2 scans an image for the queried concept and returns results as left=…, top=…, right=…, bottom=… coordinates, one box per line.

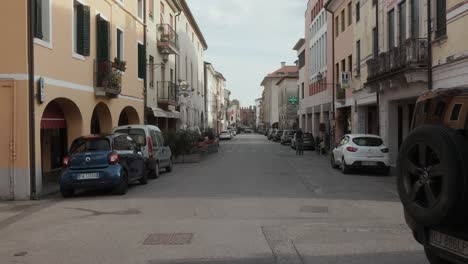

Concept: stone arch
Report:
left=118, top=106, right=140, bottom=126
left=91, top=102, right=112, bottom=134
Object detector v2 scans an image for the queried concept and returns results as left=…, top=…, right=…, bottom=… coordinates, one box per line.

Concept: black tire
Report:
left=139, top=170, right=148, bottom=185
left=331, top=154, right=339, bottom=169
left=114, top=170, right=128, bottom=195
left=397, top=125, right=468, bottom=226
left=60, top=188, right=74, bottom=198
left=166, top=159, right=173, bottom=173
left=381, top=166, right=391, bottom=176
left=148, top=162, right=160, bottom=179
left=425, top=248, right=454, bottom=264
left=341, top=158, right=351, bottom=174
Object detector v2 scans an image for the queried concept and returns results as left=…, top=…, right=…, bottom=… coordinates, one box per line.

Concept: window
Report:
left=341, top=59, right=346, bottom=75
left=411, top=0, right=419, bottom=38
left=137, top=0, right=143, bottom=19
left=356, top=2, right=360, bottom=22
left=436, top=0, right=447, bottom=37
left=335, top=16, right=339, bottom=37
left=96, top=14, right=110, bottom=63
left=348, top=2, right=352, bottom=26
left=335, top=63, right=339, bottom=82
left=149, top=0, right=153, bottom=20
left=116, top=28, right=124, bottom=60
left=398, top=1, right=406, bottom=45
left=149, top=56, right=154, bottom=88
left=186, top=22, right=188, bottom=32
left=138, top=42, right=145, bottom=79
left=33, top=0, right=52, bottom=43
left=341, top=9, right=345, bottom=32
left=301, top=83, right=304, bottom=99
left=388, top=9, right=395, bottom=49
left=170, top=14, right=174, bottom=28
left=372, top=27, right=378, bottom=57
left=113, top=136, right=134, bottom=151
left=450, top=104, right=462, bottom=121
left=356, top=40, right=361, bottom=75
left=348, top=55, right=352, bottom=74
left=73, top=1, right=90, bottom=56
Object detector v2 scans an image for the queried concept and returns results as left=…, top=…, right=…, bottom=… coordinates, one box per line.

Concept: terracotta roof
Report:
left=261, top=65, right=298, bottom=86
left=276, top=75, right=299, bottom=85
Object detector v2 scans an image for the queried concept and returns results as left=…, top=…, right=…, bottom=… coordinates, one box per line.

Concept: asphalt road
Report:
left=0, top=134, right=428, bottom=264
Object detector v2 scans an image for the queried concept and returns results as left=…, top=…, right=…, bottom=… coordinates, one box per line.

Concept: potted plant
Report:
left=112, top=57, right=127, bottom=72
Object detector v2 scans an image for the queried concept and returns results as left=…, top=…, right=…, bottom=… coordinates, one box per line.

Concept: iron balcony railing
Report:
left=157, top=24, right=179, bottom=53
left=157, top=81, right=178, bottom=104
left=94, top=60, right=122, bottom=96
left=367, top=38, right=428, bottom=81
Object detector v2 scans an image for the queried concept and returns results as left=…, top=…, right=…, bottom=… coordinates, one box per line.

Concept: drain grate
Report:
left=300, top=206, right=329, bottom=213
left=143, top=233, right=194, bottom=245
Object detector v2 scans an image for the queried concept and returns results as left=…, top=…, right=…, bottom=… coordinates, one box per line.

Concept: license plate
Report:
left=362, top=161, right=377, bottom=166
left=76, top=173, right=100, bottom=180
left=429, top=230, right=468, bottom=258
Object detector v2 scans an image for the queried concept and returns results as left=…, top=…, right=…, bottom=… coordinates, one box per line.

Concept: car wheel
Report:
left=166, top=159, right=173, bottom=173
left=397, top=125, right=468, bottom=226
left=60, top=188, right=74, bottom=198
left=425, top=248, right=454, bottom=264
left=139, top=170, right=148, bottom=185
left=331, top=154, right=339, bottom=169
left=381, top=166, right=391, bottom=176
left=114, top=170, right=128, bottom=195
left=148, top=162, right=160, bottom=179
left=341, top=158, right=351, bottom=174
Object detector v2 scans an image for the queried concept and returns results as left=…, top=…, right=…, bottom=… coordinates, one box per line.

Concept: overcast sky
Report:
left=187, top=0, right=305, bottom=106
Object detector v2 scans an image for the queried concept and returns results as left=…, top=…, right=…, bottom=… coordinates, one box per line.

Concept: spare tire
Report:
left=397, top=125, right=468, bottom=226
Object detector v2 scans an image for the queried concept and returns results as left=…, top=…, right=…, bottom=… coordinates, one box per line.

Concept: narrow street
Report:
left=0, top=134, right=427, bottom=264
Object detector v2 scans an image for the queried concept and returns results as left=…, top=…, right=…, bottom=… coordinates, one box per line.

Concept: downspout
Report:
left=27, top=0, right=37, bottom=199
left=426, top=0, right=433, bottom=90
left=175, top=7, right=181, bottom=126
left=143, top=0, right=148, bottom=124
left=375, top=0, right=380, bottom=134
left=325, top=4, right=335, bottom=148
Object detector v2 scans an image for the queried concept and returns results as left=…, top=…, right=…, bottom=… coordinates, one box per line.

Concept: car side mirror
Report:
left=137, top=151, right=143, bottom=156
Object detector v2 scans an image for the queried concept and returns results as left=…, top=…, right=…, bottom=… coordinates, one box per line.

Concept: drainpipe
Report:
left=175, top=8, right=181, bottom=127
left=426, top=0, right=433, bottom=90
left=27, top=0, right=37, bottom=199
left=325, top=4, right=336, bottom=148
left=375, top=0, right=380, bottom=135
left=143, top=0, right=148, bottom=124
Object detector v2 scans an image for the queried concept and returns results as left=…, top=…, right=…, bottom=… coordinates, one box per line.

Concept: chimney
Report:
left=281, top=62, right=286, bottom=67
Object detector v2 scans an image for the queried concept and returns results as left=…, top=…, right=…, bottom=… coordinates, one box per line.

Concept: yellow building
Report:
left=0, top=0, right=146, bottom=199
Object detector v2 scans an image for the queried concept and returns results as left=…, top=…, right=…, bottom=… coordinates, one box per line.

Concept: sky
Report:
left=186, top=0, right=305, bottom=107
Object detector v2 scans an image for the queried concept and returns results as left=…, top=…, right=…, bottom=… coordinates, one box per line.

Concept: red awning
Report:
left=41, top=102, right=67, bottom=129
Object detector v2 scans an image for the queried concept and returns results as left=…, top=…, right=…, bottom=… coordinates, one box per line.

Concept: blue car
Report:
left=60, top=134, right=146, bottom=197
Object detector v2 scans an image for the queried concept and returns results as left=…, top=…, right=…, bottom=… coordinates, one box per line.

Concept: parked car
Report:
left=219, top=130, right=233, bottom=140
left=230, top=129, right=237, bottom=136
left=397, top=87, right=468, bottom=264
left=113, top=125, right=172, bottom=179
left=330, top=134, right=390, bottom=175
left=245, top=128, right=254, bottom=133
left=292, top=132, right=315, bottom=150
left=273, top=130, right=284, bottom=142
left=264, top=128, right=271, bottom=136
left=280, top=130, right=295, bottom=144
left=267, top=129, right=277, bottom=140
left=60, top=134, right=146, bottom=197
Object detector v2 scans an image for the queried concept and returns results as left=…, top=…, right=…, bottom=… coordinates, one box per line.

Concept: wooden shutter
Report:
left=96, top=15, right=110, bottom=62
left=76, top=4, right=90, bottom=56
left=138, top=44, right=146, bottom=79
left=34, top=0, right=43, bottom=39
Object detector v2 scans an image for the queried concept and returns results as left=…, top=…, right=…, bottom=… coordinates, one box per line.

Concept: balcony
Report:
left=336, top=85, right=346, bottom=104
left=94, top=60, right=122, bottom=97
left=157, top=81, right=178, bottom=106
left=367, top=38, right=428, bottom=83
left=157, top=24, right=179, bottom=55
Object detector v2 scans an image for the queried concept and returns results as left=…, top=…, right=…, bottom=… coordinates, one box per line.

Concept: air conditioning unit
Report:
left=340, top=71, right=351, bottom=88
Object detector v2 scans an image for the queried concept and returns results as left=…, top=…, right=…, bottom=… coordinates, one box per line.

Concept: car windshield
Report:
left=69, top=138, right=110, bottom=154
left=115, top=129, right=146, bottom=146
left=352, top=137, right=383, bottom=146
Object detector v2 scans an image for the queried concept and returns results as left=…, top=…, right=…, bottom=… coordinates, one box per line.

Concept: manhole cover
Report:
left=300, top=206, right=328, bottom=213
left=143, top=233, right=193, bottom=245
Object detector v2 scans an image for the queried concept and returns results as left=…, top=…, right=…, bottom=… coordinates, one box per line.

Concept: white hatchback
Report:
left=219, top=130, right=233, bottom=140
left=331, top=134, right=390, bottom=175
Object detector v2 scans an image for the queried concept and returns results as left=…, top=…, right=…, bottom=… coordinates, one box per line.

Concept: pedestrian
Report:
left=295, top=129, right=304, bottom=156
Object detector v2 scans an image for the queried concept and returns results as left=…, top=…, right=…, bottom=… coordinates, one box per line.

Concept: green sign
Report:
left=289, top=96, right=298, bottom=105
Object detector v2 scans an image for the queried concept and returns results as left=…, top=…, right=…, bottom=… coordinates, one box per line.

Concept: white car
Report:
left=219, top=130, right=233, bottom=140
left=330, top=134, right=390, bottom=175
left=230, top=130, right=237, bottom=136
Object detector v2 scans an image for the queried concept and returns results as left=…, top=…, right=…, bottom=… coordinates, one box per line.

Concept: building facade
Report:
left=278, top=76, right=299, bottom=130
left=240, top=107, right=256, bottom=128
left=255, top=98, right=263, bottom=130
left=227, top=99, right=240, bottom=127
left=1, top=0, right=146, bottom=199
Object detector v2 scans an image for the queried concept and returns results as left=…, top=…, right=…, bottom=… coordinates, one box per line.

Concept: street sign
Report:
left=289, top=96, right=298, bottom=105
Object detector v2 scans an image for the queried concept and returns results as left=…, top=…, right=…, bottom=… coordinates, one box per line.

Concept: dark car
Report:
left=397, top=87, right=468, bottom=264
left=291, top=132, right=315, bottom=150
left=60, top=134, right=146, bottom=197
left=280, top=130, right=295, bottom=145
left=273, top=130, right=283, bottom=142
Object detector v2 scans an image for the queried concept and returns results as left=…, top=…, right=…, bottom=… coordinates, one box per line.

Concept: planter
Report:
left=173, top=153, right=203, bottom=164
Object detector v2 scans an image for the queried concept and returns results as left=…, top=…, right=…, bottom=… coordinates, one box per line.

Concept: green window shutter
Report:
left=96, top=15, right=110, bottom=62
left=138, top=44, right=146, bottom=79
left=76, top=4, right=90, bottom=56
left=34, top=0, right=43, bottom=39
